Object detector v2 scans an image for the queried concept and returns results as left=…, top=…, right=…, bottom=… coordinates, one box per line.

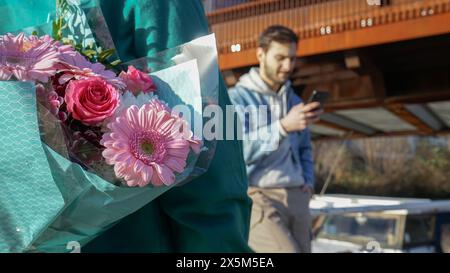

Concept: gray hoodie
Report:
left=230, top=68, right=306, bottom=188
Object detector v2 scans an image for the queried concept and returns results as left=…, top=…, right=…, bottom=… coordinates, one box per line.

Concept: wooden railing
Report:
left=207, top=0, right=450, bottom=55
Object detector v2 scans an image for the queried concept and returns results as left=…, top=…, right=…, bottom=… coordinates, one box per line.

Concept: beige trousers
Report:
left=248, top=186, right=312, bottom=253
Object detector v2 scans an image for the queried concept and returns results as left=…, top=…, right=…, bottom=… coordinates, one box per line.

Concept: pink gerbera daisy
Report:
left=101, top=100, right=199, bottom=187
left=146, top=98, right=202, bottom=153
left=58, top=50, right=125, bottom=90
left=0, top=33, right=64, bottom=82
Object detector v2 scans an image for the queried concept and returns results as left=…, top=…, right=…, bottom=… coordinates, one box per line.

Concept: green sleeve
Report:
left=86, top=0, right=252, bottom=252
left=0, top=0, right=55, bottom=33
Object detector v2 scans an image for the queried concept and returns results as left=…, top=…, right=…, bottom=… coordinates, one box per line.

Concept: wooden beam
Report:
left=353, top=49, right=387, bottom=100
left=320, top=112, right=379, bottom=135
left=316, top=120, right=366, bottom=137
left=384, top=103, right=435, bottom=134
left=313, top=100, right=450, bottom=140
left=218, top=12, right=450, bottom=70
left=323, top=98, right=383, bottom=112
left=314, top=129, right=450, bottom=141
left=299, top=12, right=450, bottom=57
left=292, top=62, right=344, bottom=79
left=404, top=104, right=446, bottom=131
left=318, top=92, right=450, bottom=112
left=207, top=0, right=286, bottom=23
left=219, top=48, right=257, bottom=70
left=207, top=0, right=333, bottom=24
left=384, top=91, right=450, bottom=104
left=293, top=70, right=359, bottom=85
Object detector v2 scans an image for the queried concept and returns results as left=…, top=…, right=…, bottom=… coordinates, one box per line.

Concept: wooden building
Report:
left=205, top=0, right=450, bottom=139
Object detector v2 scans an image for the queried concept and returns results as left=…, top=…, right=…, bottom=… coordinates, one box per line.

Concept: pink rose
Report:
left=119, top=65, right=156, bottom=95
left=65, top=77, right=120, bottom=125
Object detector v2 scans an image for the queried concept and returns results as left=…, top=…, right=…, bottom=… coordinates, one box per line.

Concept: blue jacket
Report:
left=228, top=68, right=315, bottom=188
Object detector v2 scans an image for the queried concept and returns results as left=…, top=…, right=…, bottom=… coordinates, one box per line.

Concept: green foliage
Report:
left=53, top=0, right=121, bottom=69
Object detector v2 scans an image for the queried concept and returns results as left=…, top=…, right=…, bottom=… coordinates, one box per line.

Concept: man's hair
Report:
left=258, top=25, right=298, bottom=51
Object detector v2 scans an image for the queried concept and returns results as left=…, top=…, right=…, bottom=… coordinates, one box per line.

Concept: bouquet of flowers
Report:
left=0, top=1, right=218, bottom=252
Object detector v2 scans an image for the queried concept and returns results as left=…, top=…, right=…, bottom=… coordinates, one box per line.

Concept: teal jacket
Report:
left=1, top=0, right=252, bottom=253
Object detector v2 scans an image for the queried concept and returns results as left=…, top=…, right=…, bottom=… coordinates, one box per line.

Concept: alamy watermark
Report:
left=172, top=103, right=285, bottom=152
left=66, top=241, right=81, bottom=253
left=365, top=240, right=382, bottom=253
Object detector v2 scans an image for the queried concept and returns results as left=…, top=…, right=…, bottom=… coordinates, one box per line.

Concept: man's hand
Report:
left=280, top=102, right=323, bottom=133
left=300, top=184, right=314, bottom=198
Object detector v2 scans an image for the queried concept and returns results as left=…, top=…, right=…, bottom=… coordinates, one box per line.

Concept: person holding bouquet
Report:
left=1, top=0, right=252, bottom=253
left=85, top=0, right=253, bottom=253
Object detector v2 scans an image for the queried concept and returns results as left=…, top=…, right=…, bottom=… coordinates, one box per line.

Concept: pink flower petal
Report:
left=166, top=139, right=189, bottom=150
left=188, top=137, right=203, bottom=154
left=126, top=176, right=144, bottom=187
left=167, top=147, right=190, bottom=159
left=140, top=165, right=154, bottom=184
left=158, top=118, right=178, bottom=136
left=125, top=105, right=140, bottom=130
left=102, top=148, right=119, bottom=160
left=114, top=151, right=131, bottom=162
left=150, top=166, right=165, bottom=186
left=114, top=163, right=128, bottom=178
left=133, top=159, right=146, bottom=174
left=165, top=157, right=187, bottom=173
left=138, top=105, right=151, bottom=129
left=0, top=68, right=12, bottom=80
left=109, top=118, right=132, bottom=138
left=153, top=111, right=174, bottom=130
left=153, top=164, right=175, bottom=186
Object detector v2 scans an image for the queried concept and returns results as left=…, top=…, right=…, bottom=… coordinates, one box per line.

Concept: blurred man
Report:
left=229, top=25, right=322, bottom=253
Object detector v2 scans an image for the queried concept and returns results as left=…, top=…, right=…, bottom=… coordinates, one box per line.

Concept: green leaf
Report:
left=62, top=38, right=75, bottom=46
left=110, top=60, right=122, bottom=66
left=52, top=21, right=60, bottom=40
left=98, top=48, right=116, bottom=61
left=75, top=44, right=83, bottom=52
left=82, top=49, right=97, bottom=59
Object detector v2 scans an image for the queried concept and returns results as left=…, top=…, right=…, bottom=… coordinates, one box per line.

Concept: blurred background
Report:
left=202, top=0, right=450, bottom=198
left=202, top=0, right=450, bottom=252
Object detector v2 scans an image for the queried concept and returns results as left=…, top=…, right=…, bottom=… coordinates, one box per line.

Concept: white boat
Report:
left=310, top=194, right=450, bottom=253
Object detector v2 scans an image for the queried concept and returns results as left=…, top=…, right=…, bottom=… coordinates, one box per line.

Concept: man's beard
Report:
left=262, top=60, right=290, bottom=85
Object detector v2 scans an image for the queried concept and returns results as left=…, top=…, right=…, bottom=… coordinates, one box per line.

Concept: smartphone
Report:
left=307, top=90, right=329, bottom=106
